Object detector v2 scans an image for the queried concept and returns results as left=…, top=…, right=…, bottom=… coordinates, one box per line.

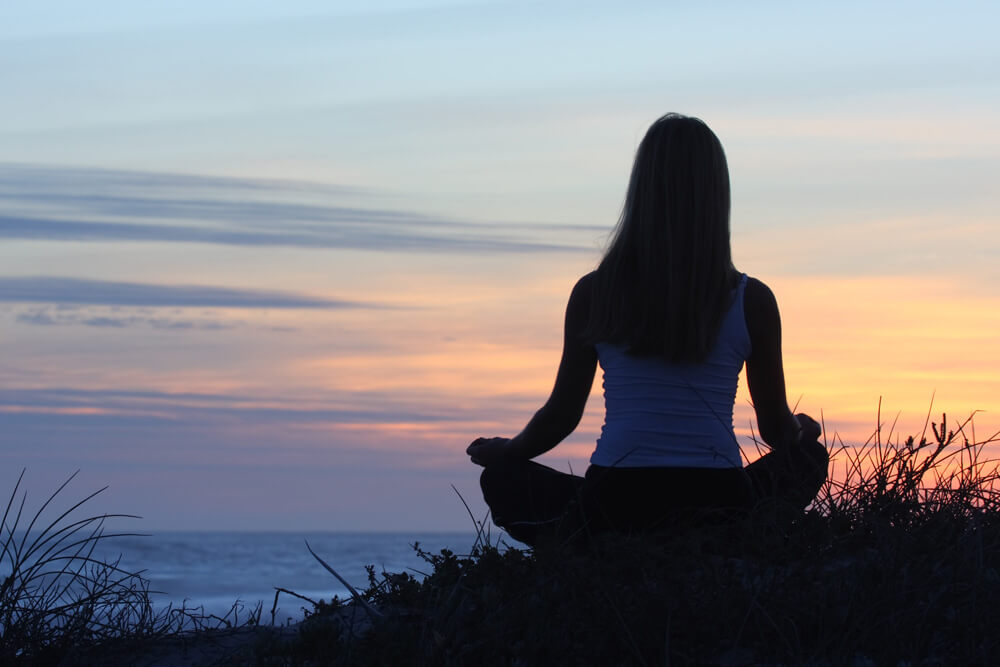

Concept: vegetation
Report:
left=4, top=411, right=999, bottom=665
left=269, top=412, right=1000, bottom=666
left=0, top=470, right=259, bottom=666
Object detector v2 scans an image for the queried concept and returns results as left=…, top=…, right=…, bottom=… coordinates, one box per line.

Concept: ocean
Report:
left=82, top=531, right=480, bottom=624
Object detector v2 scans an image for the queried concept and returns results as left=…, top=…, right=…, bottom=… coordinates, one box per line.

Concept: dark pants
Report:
left=480, top=440, right=829, bottom=547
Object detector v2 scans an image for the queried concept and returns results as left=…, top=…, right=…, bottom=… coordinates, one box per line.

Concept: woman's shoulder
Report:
left=741, top=275, right=781, bottom=345
left=572, top=271, right=597, bottom=294
left=564, top=272, right=597, bottom=334
left=567, top=271, right=597, bottom=306
left=743, top=275, right=777, bottom=313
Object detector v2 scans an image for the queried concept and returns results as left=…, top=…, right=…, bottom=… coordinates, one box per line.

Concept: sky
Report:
left=1, top=0, right=998, bottom=531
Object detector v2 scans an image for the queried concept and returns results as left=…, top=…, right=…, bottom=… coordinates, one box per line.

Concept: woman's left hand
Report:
left=466, top=437, right=511, bottom=467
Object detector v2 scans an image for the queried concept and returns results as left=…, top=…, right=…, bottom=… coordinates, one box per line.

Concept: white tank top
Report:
left=591, top=274, right=751, bottom=469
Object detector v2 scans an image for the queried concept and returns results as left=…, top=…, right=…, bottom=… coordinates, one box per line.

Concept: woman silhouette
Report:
left=467, top=113, right=828, bottom=546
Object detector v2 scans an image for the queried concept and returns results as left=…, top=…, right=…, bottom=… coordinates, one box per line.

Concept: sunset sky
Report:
left=2, top=0, right=998, bottom=531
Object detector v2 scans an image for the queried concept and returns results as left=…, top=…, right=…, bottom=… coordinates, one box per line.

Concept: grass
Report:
left=0, top=470, right=261, bottom=666
left=4, top=410, right=1000, bottom=665
left=273, top=411, right=1000, bottom=666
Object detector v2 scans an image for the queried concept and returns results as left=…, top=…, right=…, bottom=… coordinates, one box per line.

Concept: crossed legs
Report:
left=480, top=439, right=830, bottom=547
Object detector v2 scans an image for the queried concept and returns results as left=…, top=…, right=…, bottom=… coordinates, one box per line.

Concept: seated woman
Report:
left=467, top=113, right=829, bottom=546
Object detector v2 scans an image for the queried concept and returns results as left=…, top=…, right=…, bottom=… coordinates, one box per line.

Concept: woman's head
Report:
left=587, top=113, right=735, bottom=362
left=623, top=113, right=731, bottom=263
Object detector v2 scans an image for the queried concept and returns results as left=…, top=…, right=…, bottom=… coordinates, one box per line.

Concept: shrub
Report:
left=291, top=413, right=1000, bottom=666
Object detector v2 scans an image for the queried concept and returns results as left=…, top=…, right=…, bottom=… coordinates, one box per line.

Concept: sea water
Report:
left=80, top=531, right=479, bottom=623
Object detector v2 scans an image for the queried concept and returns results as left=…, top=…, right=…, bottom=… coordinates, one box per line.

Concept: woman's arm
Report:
left=467, top=273, right=598, bottom=466
left=744, top=277, right=820, bottom=449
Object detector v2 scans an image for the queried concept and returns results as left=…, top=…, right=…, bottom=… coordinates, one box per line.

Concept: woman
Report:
left=467, top=113, right=828, bottom=546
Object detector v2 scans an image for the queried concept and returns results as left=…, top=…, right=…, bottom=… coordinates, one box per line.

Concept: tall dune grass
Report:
left=0, top=470, right=259, bottom=665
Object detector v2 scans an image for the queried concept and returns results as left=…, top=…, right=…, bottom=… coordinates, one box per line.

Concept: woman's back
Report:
left=592, top=273, right=751, bottom=469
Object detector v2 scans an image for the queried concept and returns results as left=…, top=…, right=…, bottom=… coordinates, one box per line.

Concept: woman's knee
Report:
left=479, top=460, right=528, bottom=505
left=800, top=438, right=830, bottom=478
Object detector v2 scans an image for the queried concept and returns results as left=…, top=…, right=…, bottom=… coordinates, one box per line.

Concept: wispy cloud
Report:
left=0, top=214, right=589, bottom=254
left=0, top=164, right=597, bottom=254
left=0, top=387, right=461, bottom=426
left=0, top=276, right=378, bottom=309
left=0, top=163, right=358, bottom=195
left=15, top=307, right=237, bottom=330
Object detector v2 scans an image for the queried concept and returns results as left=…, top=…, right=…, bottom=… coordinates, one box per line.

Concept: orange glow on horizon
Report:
left=8, top=269, right=994, bottom=465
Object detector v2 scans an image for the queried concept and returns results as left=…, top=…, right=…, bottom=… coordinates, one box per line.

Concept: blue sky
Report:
left=2, top=1, right=998, bottom=530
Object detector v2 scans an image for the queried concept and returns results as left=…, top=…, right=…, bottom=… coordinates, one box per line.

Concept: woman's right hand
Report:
left=795, top=413, right=822, bottom=444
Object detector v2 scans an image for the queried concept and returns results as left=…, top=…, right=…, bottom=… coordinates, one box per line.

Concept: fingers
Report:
left=795, top=413, right=822, bottom=440
left=798, top=414, right=820, bottom=431
left=466, top=437, right=490, bottom=454
left=466, top=436, right=502, bottom=454
left=467, top=436, right=510, bottom=467
left=467, top=437, right=497, bottom=458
